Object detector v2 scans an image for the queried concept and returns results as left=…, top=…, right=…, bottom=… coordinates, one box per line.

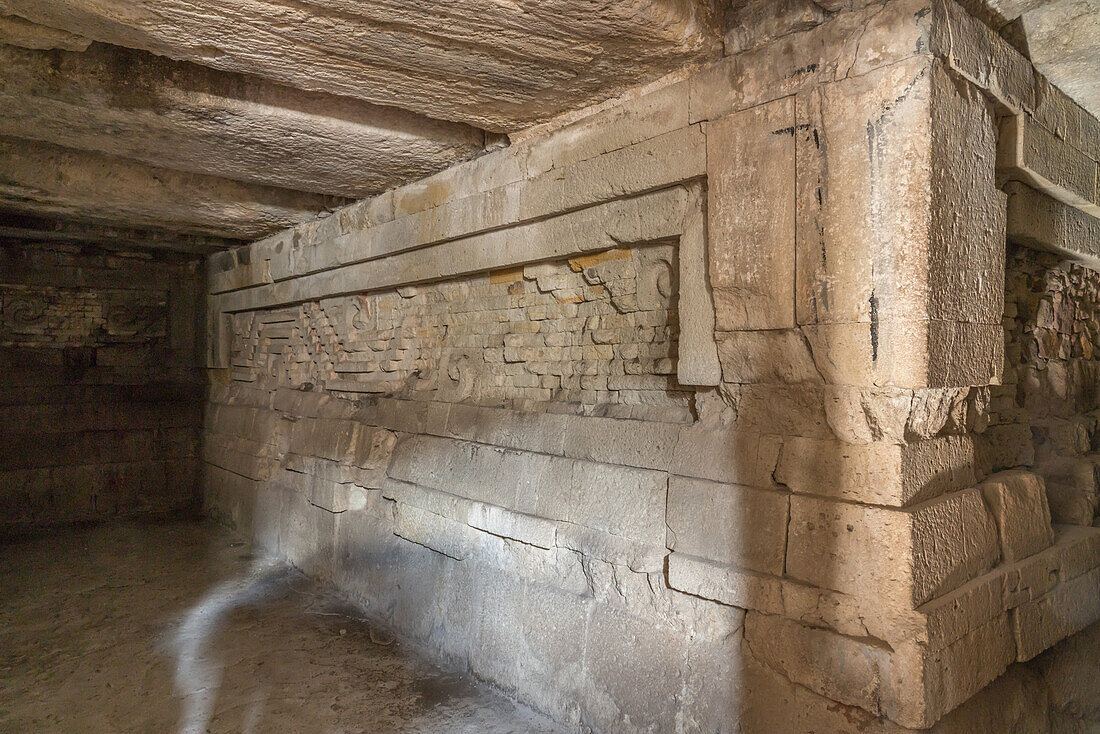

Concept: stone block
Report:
left=559, top=414, right=680, bottom=471
left=689, top=0, right=929, bottom=124
left=277, top=482, right=335, bottom=577
left=979, top=470, right=1054, bottom=562
left=444, top=403, right=569, bottom=458
left=388, top=434, right=569, bottom=515
left=928, top=60, right=1006, bottom=326
left=1013, top=566, right=1100, bottom=661
left=715, top=329, right=822, bottom=384
left=1005, top=181, right=1100, bottom=267
left=1030, top=75, right=1100, bottom=162
left=384, top=478, right=557, bottom=550
left=670, top=427, right=781, bottom=489
left=201, top=463, right=258, bottom=533
left=930, top=0, right=1037, bottom=114
left=581, top=604, right=688, bottom=734
left=521, top=78, right=690, bottom=174
left=975, top=422, right=1034, bottom=473
left=745, top=606, right=1016, bottom=730
left=675, top=182, right=721, bottom=387
left=520, top=125, right=706, bottom=220
left=733, top=383, right=834, bottom=439
left=786, top=489, right=998, bottom=606
left=392, top=502, right=477, bottom=561
left=822, top=385, right=911, bottom=444
left=567, top=460, right=666, bottom=545
left=514, top=583, right=592, bottom=726
left=744, top=611, right=892, bottom=717
left=802, top=319, right=1003, bottom=389
left=1036, top=455, right=1099, bottom=526
left=665, top=476, right=789, bottom=575
left=999, top=113, right=1099, bottom=212
left=667, top=551, right=785, bottom=613
left=796, top=56, right=932, bottom=327
left=775, top=434, right=976, bottom=507
left=555, top=521, right=666, bottom=573
left=707, top=96, right=796, bottom=330
left=888, top=614, right=1018, bottom=728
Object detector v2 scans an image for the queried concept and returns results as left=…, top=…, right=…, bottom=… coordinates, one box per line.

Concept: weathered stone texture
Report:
left=0, top=0, right=722, bottom=131
left=986, top=245, right=1100, bottom=527
left=785, top=489, right=999, bottom=607
left=0, top=44, right=485, bottom=199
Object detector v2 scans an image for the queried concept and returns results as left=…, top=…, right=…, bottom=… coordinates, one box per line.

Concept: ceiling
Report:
left=0, top=0, right=722, bottom=254
left=0, top=0, right=1094, bottom=255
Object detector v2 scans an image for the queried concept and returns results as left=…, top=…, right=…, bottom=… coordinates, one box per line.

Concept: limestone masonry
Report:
left=198, top=0, right=1100, bottom=730
left=1, top=243, right=204, bottom=531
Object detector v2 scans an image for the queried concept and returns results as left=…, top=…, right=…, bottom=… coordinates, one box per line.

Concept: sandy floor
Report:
left=0, top=520, right=565, bottom=734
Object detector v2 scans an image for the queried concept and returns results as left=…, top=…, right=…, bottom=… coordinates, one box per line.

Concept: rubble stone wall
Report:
left=0, top=242, right=205, bottom=533
left=987, top=244, right=1100, bottom=526
left=203, top=0, right=1100, bottom=730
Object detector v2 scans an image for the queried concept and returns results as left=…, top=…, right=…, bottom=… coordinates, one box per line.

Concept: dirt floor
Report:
left=0, top=520, right=566, bottom=734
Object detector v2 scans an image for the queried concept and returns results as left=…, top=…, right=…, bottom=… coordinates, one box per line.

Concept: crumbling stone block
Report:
left=979, top=470, right=1054, bottom=562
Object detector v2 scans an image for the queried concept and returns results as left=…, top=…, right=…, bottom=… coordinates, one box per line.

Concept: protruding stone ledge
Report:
left=382, top=478, right=557, bottom=550
left=999, top=113, right=1100, bottom=218
left=1013, top=565, right=1100, bottom=661
left=1006, top=181, right=1100, bottom=270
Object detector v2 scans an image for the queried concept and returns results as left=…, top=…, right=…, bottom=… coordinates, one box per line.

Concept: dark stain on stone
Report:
left=869, top=291, right=880, bottom=362
left=771, top=123, right=812, bottom=137
left=784, top=62, right=819, bottom=79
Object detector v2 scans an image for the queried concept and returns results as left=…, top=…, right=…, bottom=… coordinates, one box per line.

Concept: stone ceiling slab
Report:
left=0, top=43, right=486, bottom=198
left=0, top=137, right=346, bottom=240
left=0, top=211, right=243, bottom=254
left=0, top=0, right=722, bottom=131
left=0, top=13, right=89, bottom=50
left=1019, top=0, right=1100, bottom=120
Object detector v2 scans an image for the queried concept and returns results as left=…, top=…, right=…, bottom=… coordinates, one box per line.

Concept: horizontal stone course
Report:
left=665, top=476, right=789, bottom=575
left=775, top=434, right=976, bottom=507
left=786, top=489, right=999, bottom=607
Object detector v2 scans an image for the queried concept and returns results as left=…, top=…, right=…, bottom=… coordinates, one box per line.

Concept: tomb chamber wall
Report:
left=203, top=0, right=1100, bottom=729
left=1, top=243, right=205, bottom=534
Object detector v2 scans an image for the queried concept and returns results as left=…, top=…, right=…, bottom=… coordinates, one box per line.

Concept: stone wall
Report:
left=202, top=0, right=1100, bottom=730
left=1, top=242, right=205, bottom=534
left=985, top=244, right=1100, bottom=525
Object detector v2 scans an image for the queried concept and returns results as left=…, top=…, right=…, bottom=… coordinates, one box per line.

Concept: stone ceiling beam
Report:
left=0, top=212, right=242, bottom=254
left=0, top=43, right=487, bottom=198
left=0, top=0, right=722, bottom=131
left=0, top=137, right=347, bottom=240
left=0, top=14, right=89, bottom=50
left=1017, top=0, right=1100, bottom=119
